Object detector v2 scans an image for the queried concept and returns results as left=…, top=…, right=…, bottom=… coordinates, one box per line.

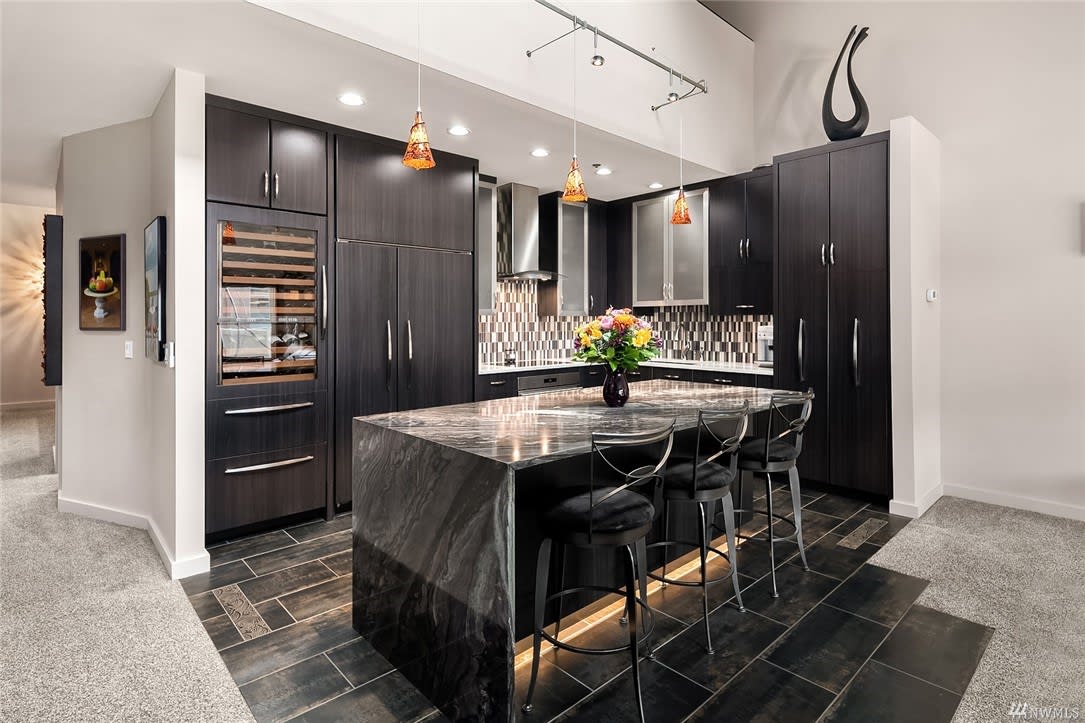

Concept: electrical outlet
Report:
left=124, top=340, right=134, bottom=358
left=926, top=289, right=938, bottom=303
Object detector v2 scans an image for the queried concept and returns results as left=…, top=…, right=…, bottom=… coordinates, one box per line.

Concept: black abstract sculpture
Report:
left=822, top=25, right=870, bottom=141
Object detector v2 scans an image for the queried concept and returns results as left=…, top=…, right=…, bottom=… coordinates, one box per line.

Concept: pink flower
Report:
left=600, top=315, right=614, bottom=331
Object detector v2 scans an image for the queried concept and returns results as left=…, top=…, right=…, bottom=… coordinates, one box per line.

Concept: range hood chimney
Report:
left=496, top=183, right=555, bottom=281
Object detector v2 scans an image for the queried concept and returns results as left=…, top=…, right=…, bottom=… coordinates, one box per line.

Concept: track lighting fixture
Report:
left=591, top=29, right=605, bottom=66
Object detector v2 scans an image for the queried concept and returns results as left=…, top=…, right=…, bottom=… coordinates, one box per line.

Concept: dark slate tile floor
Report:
left=186, top=489, right=994, bottom=722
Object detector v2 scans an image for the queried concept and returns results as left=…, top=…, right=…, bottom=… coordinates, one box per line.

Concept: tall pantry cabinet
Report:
left=774, top=133, right=891, bottom=496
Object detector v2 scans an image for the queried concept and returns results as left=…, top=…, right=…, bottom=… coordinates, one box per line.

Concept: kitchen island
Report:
left=351, top=379, right=788, bottom=721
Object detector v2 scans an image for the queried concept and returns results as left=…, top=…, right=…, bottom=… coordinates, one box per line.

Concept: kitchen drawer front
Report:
left=207, top=391, right=325, bottom=460
left=581, top=365, right=607, bottom=387
left=207, top=443, right=326, bottom=534
left=625, top=368, right=651, bottom=382
left=691, top=370, right=761, bottom=387
left=476, top=373, right=517, bottom=401
left=653, top=368, right=694, bottom=382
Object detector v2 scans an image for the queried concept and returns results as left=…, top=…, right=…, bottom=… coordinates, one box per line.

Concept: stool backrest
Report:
left=759, top=389, right=815, bottom=463
left=589, top=420, right=676, bottom=539
left=687, top=402, right=750, bottom=497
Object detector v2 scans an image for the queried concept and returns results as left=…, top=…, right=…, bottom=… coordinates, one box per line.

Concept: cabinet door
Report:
left=334, top=241, right=398, bottom=506
left=477, top=182, right=497, bottom=313
left=632, top=197, right=668, bottom=306
left=587, top=200, right=608, bottom=315
left=271, top=121, right=327, bottom=215
left=709, top=179, right=746, bottom=314
left=336, top=134, right=412, bottom=244
left=412, top=152, right=476, bottom=251
left=774, top=154, right=830, bottom=483
left=206, top=106, right=270, bottom=208
left=558, top=201, right=588, bottom=315
left=669, top=188, right=710, bottom=305
left=397, top=248, right=475, bottom=411
left=745, top=173, right=774, bottom=314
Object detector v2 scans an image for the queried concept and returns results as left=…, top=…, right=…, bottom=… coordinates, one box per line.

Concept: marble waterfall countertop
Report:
left=356, top=379, right=782, bottom=470
left=477, top=358, right=773, bottom=376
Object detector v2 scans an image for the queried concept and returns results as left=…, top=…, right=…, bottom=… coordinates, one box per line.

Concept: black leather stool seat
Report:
left=543, top=488, right=655, bottom=537
left=663, top=460, right=736, bottom=494
left=739, top=437, right=799, bottom=463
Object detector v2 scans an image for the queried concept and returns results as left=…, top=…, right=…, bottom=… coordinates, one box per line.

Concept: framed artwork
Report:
left=144, top=216, right=167, bottom=361
left=79, top=234, right=125, bottom=331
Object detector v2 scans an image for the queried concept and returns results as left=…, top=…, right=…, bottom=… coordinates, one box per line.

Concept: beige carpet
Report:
left=0, top=407, right=253, bottom=722
left=871, top=496, right=1085, bottom=722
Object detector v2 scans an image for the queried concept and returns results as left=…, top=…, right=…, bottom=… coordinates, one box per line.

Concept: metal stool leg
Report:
left=623, top=544, right=646, bottom=723
left=522, top=538, right=552, bottom=714
left=660, top=498, right=670, bottom=587
left=634, top=536, right=654, bottom=659
left=698, top=501, right=715, bottom=655
left=722, top=492, right=745, bottom=612
left=553, top=542, right=567, bottom=641
left=765, top=474, right=778, bottom=598
left=789, top=467, right=810, bottom=571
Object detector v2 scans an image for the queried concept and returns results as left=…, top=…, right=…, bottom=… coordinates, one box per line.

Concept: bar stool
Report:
left=732, top=390, right=815, bottom=598
left=648, top=403, right=749, bottom=655
left=521, top=420, right=676, bottom=723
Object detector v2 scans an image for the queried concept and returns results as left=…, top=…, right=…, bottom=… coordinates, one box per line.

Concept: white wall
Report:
left=713, top=1, right=1085, bottom=518
left=0, top=202, right=55, bottom=408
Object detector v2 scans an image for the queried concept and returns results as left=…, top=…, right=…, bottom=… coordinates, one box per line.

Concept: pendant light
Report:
left=562, top=18, right=587, bottom=203
left=671, top=115, right=691, bottom=224
left=403, top=0, right=435, bottom=170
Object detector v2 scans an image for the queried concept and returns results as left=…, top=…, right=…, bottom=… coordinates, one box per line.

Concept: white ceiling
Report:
left=1, top=1, right=753, bottom=209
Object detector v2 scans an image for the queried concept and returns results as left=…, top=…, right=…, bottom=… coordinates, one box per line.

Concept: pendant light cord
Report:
left=416, top=0, right=422, bottom=112
left=572, top=17, right=577, bottom=158
left=679, top=115, right=684, bottom=189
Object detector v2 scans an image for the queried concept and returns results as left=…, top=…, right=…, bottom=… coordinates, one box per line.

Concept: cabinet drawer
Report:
left=625, top=368, right=651, bottom=382
left=476, top=374, right=517, bottom=401
left=207, top=444, right=326, bottom=534
left=653, top=368, right=694, bottom=382
left=581, top=365, right=607, bottom=387
left=207, top=391, right=325, bottom=459
left=691, top=370, right=761, bottom=388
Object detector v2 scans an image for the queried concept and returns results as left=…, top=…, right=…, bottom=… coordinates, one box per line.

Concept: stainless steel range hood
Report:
left=496, top=183, right=555, bottom=280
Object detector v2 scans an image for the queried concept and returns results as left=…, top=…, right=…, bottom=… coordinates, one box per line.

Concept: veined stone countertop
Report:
left=356, top=379, right=783, bottom=470
left=477, top=358, right=773, bottom=376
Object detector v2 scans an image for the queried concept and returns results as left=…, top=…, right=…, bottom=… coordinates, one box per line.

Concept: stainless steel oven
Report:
left=517, top=370, right=582, bottom=396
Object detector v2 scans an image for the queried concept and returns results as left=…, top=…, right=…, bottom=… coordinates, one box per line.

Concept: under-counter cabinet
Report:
left=774, top=133, right=890, bottom=496
left=204, top=202, right=331, bottom=535
left=334, top=242, right=474, bottom=506
left=632, top=188, right=709, bottom=306
left=205, top=104, right=327, bottom=215
left=710, top=170, right=773, bottom=314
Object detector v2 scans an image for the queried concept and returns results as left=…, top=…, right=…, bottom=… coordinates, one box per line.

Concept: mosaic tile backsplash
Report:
left=478, top=280, right=770, bottom=365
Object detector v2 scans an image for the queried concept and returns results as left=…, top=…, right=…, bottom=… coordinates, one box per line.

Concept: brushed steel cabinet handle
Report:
left=852, top=317, right=860, bottom=387
left=320, top=265, right=328, bottom=336
left=263, top=170, right=269, bottom=198
left=407, top=319, right=413, bottom=361
left=712, top=378, right=733, bottom=384
left=225, top=455, right=314, bottom=475
left=386, top=320, right=392, bottom=363
left=224, top=401, right=313, bottom=416
left=820, top=243, right=826, bottom=267
left=590, top=294, right=594, bottom=311
left=798, top=317, right=806, bottom=383
left=489, top=380, right=507, bottom=386
left=738, top=239, right=744, bottom=260
left=273, top=172, right=280, bottom=199
left=829, top=242, right=836, bottom=266
left=745, top=238, right=751, bottom=259
left=663, top=373, right=681, bottom=380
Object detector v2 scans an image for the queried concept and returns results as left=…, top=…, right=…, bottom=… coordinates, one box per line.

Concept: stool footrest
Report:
left=644, top=540, right=738, bottom=587
left=541, top=586, right=655, bottom=656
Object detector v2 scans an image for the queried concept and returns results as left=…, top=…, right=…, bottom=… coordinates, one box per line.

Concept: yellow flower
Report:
left=588, top=323, right=603, bottom=340
left=633, top=328, right=651, bottom=348
left=580, top=334, right=593, bottom=348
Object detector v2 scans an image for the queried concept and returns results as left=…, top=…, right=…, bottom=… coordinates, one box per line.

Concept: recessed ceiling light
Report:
left=648, top=182, right=664, bottom=189
left=447, top=125, right=470, bottom=136
left=338, top=92, right=365, bottom=107
left=593, top=165, right=612, bottom=176
left=531, top=148, right=550, bottom=158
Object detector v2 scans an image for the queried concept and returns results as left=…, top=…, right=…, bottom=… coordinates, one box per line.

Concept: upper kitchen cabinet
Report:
left=632, top=188, right=709, bottom=306
left=538, top=193, right=588, bottom=317
left=206, top=104, right=327, bottom=215
left=709, top=169, right=773, bottom=315
left=336, top=133, right=475, bottom=251
left=477, top=180, right=498, bottom=314
left=587, top=199, right=608, bottom=315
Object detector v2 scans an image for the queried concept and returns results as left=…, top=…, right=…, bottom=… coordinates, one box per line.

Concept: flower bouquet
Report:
left=573, top=308, right=660, bottom=407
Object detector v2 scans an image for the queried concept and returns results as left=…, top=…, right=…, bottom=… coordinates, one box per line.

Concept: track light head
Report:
left=667, top=91, right=679, bottom=102
left=591, top=54, right=605, bottom=66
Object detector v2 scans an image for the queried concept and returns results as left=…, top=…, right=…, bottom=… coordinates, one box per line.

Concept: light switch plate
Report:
left=926, top=289, right=938, bottom=302
left=124, top=340, right=134, bottom=358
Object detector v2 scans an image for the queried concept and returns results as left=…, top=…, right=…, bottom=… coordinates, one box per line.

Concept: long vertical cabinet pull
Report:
left=829, top=243, right=836, bottom=266
left=820, top=243, right=826, bottom=266
left=798, top=317, right=806, bottom=382
left=738, top=239, right=744, bottom=260
left=852, top=317, right=861, bottom=386
left=406, top=319, right=414, bottom=390
left=744, top=239, right=751, bottom=261
left=263, top=170, right=269, bottom=198
left=385, top=320, right=393, bottom=385
left=273, top=172, right=280, bottom=199
left=320, top=265, right=328, bottom=336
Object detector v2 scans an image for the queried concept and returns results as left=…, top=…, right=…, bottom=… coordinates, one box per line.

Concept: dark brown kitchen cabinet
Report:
left=206, top=105, right=327, bottom=215
left=710, top=169, right=773, bottom=315
left=476, top=373, right=517, bottom=400
left=774, top=133, right=890, bottom=497
left=334, top=242, right=474, bottom=505
left=690, top=370, right=762, bottom=388
left=652, top=367, right=694, bottom=382
left=336, top=134, right=475, bottom=251
left=588, top=199, right=609, bottom=315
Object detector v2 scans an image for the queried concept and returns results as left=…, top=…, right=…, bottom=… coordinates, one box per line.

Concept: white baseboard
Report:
left=57, top=493, right=210, bottom=579
left=890, top=484, right=944, bottom=519
left=942, top=483, right=1085, bottom=522
left=1, top=399, right=54, bottom=412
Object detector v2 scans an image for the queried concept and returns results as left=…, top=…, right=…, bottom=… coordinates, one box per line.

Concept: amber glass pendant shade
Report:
left=402, top=110, right=436, bottom=170
left=562, top=157, right=588, bottom=203
left=671, top=188, right=692, bottom=224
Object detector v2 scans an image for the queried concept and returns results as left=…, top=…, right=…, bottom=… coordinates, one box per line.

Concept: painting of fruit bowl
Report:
left=79, top=233, right=125, bottom=330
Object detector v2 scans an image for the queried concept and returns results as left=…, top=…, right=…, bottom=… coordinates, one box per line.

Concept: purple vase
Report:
left=602, top=369, right=629, bottom=407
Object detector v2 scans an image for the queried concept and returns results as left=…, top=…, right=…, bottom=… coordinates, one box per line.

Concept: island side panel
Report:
left=351, top=420, right=516, bottom=720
